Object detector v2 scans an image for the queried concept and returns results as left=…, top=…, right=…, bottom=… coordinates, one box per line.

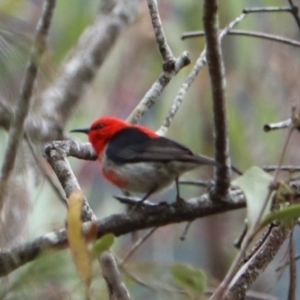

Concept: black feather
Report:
left=106, top=127, right=197, bottom=164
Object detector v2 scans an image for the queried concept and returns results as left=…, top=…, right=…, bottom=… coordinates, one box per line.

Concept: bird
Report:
left=70, top=117, right=217, bottom=204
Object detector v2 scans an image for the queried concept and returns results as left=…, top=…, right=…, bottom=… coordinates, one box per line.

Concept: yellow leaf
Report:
left=67, top=191, right=92, bottom=296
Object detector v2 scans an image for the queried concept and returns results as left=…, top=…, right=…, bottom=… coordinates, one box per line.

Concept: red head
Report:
left=70, top=117, right=158, bottom=157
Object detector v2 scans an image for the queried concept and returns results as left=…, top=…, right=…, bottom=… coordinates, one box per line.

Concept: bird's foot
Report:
left=176, top=195, right=186, bottom=205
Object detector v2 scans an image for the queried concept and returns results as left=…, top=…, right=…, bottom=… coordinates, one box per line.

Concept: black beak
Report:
left=70, top=128, right=90, bottom=134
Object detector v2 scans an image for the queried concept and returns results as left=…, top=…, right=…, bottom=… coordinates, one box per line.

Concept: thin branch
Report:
left=228, top=30, right=300, bottom=47
left=288, top=231, right=296, bottom=300
left=25, top=133, right=68, bottom=207
left=243, top=6, right=293, bottom=13
left=0, top=0, right=56, bottom=210
left=216, top=226, right=291, bottom=300
left=100, top=251, right=131, bottom=300
left=126, top=53, right=190, bottom=126
left=23, top=0, right=142, bottom=143
left=119, top=227, right=157, bottom=266
left=264, top=119, right=292, bottom=132
left=263, top=166, right=300, bottom=172
left=203, top=0, right=230, bottom=200
left=157, top=13, right=246, bottom=135
left=287, top=0, right=300, bottom=29
left=126, top=0, right=191, bottom=126
left=44, top=141, right=95, bottom=222
left=146, top=0, right=174, bottom=62
left=182, top=30, right=300, bottom=48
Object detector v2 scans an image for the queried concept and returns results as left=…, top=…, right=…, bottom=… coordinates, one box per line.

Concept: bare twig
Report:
left=0, top=0, right=56, bottom=211
left=211, top=109, right=296, bottom=299
left=126, top=53, right=190, bottom=126
left=212, top=226, right=290, bottom=300
left=287, top=0, right=300, bottom=29
left=100, top=251, right=131, bottom=300
left=25, top=133, right=68, bottom=207
left=264, top=119, right=292, bottom=132
left=21, top=0, right=142, bottom=143
left=126, top=0, right=190, bottom=126
left=203, top=0, right=230, bottom=200
left=158, top=14, right=246, bottom=135
left=146, top=0, right=174, bottom=62
left=263, top=166, right=300, bottom=172
left=180, top=221, right=192, bottom=241
left=119, top=227, right=157, bottom=266
left=228, top=30, right=300, bottom=47
left=243, top=6, right=292, bottom=14
left=288, top=231, right=296, bottom=300
left=44, top=141, right=95, bottom=221
left=182, top=30, right=300, bottom=48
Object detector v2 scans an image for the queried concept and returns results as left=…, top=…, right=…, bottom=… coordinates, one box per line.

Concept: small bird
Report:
left=71, top=117, right=217, bottom=203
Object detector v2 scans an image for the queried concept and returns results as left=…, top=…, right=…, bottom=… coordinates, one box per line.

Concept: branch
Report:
left=126, top=0, right=190, bottom=126
left=0, top=0, right=56, bottom=210
left=18, top=0, right=141, bottom=143
left=157, top=14, right=246, bottom=135
left=216, top=225, right=291, bottom=300
left=203, top=0, right=230, bottom=200
left=44, top=140, right=96, bottom=221
left=182, top=30, right=300, bottom=48
left=100, top=251, right=131, bottom=300
left=0, top=189, right=245, bottom=277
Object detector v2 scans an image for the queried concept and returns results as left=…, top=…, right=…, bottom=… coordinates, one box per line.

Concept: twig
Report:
left=212, top=226, right=290, bottom=300
left=126, top=52, right=190, bottom=126
left=287, top=0, right=300, bottom=29
left=211, top=109, right=296, bottom=299
left=228, top=30, right=300, bottom=47
left=157, top=13, right=246, bottom=135
left=180, top=222, right=192, bottom=241
left=0, top=0, right=56, bottom=211
left=126, top=0, right=190, bottom=126
left=146, top=0, right=174, bottom=62
left=119, top=227, right=157, bottom=266
left=203, top=0, right=230, bottom=200
left=100, top=251, right=131, bottom=300
left=182, top=30, right=300, bottom=48
left=179, top=179, right=213, bottom=187
left=23, top=0, right=142, bottom=143
left=263, top=166, right=300, bottom=172
left=243, top=6, right=292, bottom=14
left=25, top=133, right=68, bottom=207
left=264, top=119, right=292, bottom=132
left=288, top=231, right=296, bottom=300
left=44, top=141, right=95, bottom=222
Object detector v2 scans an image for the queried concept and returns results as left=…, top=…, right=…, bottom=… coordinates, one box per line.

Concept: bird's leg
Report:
left=138, top=187, right=156, bottom=204
left=175, top=177, right=185, bottom=204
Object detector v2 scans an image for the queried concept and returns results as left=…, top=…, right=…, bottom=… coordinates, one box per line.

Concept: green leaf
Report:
left=91, top=234, right=115, bottom=259
left=233, top=166, right=273, bottom=230
left=171, top=263, right=206, bottom=295
left=258, top=204, right=300, bottom=232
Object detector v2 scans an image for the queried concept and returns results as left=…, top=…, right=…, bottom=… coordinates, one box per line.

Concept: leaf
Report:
left=257, top=204, right=300, bottom=233
left=171, top=263, right=206, bottom=295
left=67, top=191, right=92, bottom=297
left=91, top=234, right=115, bottom=259
left=233, top=166, right=273, bottom=230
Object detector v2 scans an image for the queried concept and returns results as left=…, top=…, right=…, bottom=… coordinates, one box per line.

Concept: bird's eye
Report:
left=92, top=123, right=105, bottom=130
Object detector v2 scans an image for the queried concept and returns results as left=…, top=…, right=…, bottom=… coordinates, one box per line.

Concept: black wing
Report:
left=105, top=127, right=199, bottom=164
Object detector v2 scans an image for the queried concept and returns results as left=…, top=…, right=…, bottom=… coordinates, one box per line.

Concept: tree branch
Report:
left=0, top=0, right=56, bottom=210
left=0, top=189, right=245, bottom=277
left=203, top=0, right=230, bottom=200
